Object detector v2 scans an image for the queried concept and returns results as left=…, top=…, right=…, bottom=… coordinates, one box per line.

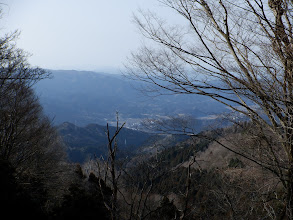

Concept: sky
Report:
left=0, top=0, right=178, bottom=73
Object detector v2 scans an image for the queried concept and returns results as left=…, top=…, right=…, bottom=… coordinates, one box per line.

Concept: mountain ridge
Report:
left=57, top=121, right=153, bottom=163
left=35, top=69, right=228, bottom=129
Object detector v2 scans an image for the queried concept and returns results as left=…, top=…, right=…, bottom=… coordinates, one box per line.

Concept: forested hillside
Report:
left=77, top=122, right=284, bottom=219
left=57, top=122, right=152, bottom=163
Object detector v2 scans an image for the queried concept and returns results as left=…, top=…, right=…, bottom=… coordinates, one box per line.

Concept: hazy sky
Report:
left=1, top=0, right=177, bottom=72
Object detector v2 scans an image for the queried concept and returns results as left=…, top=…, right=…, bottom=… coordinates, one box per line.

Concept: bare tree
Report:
left=93, top=114, right=187, bottom=220
left=94, top=114, right=126, bottom=220
left=0, top=7, right=67, bottom=212
left=0, top=31, right=49, bottom=83
left=95, top=115, right=170, bottom=220
left=127, top=0, right=293, bottom=217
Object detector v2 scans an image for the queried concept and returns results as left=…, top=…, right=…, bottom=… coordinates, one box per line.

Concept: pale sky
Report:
left=1, top=0, right=178, bottom=72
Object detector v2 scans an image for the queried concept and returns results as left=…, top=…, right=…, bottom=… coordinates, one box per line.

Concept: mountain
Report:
left=58, top=122, right=153, bottom=163
left=34, top=70, right=229, bottom=129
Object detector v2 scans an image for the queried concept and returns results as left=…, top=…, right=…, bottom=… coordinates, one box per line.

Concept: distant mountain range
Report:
left=34, top=70, right=229, bottom=129
left=34, top=70, right=238, bottom=163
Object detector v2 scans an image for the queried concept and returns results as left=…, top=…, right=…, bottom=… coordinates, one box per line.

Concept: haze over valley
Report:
left=35, top=70, right=229, bottom=130
left=33, top=69, right=233, bottom=163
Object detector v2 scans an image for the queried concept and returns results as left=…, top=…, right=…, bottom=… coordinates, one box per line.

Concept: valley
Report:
left=34, top=70, right=229, bottom=130
left=34, top=70, right=234, bottom=163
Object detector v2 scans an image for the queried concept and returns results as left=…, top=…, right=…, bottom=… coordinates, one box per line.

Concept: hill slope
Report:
left=58, top=122, right=153, bottom=163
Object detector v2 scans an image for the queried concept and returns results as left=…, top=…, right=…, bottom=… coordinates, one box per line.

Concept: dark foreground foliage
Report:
left=0, top=160, right=112, bottom=219
left=51, top=165, right=111, bottom=220
left=0, top=159, right=46, bottom=219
